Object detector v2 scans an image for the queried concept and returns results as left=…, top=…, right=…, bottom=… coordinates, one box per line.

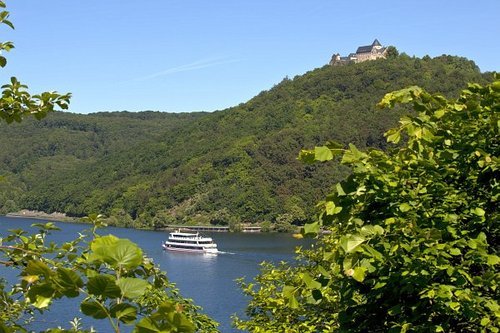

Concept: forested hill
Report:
left=0, top=54, right=492, bottom=230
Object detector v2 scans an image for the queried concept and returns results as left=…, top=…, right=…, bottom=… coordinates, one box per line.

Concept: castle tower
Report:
left=372, top=39, right=382, bottom=50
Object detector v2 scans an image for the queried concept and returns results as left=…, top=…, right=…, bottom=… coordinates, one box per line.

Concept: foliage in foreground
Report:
left=0, top=1, right=70, bottom=124
left=0, top=215, right=219, bottom=332
left=235, top=78, right=499, bottom=332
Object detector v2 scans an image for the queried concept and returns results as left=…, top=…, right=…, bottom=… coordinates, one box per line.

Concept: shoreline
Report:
left=3, top=211, right=302, bottom=234
left=5, top=210, right=77, bottom=223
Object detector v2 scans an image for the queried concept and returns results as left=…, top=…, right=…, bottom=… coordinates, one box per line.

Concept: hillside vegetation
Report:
left=0, top=54, right=492, bottom=229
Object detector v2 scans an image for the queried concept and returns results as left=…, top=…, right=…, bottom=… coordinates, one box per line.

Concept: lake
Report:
left=0, top=216, right=311, bottom=332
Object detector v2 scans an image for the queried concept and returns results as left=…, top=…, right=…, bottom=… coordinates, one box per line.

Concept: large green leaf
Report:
left=87, top=275, right=121, bottom=298
left=111, top=239, right=144, bottom=269
left=25, top=260, right=52, bottom=278
left=89, top=235, right=143, bottom=270
left=136, top=302, right=196, bottom=333
left=80, top=300, right=108, bottom=319
left=325, top=201, right=342, bottom=215
left=300, top=272, right=321, bottom=289
left=116, top=277, right=150, bottom=299
left=135, top=317, right=161, bottom=333
left=89, top=234, right=119, bottom=262
left=110, top=303, right=137, bottom=324
left=27, top=283, right=55, bottom=308
left=314, top=146, right=334, bottom=162
left=340, top=234, right=366, bottom=253
left=352, top=267, right=366, bottom=282
left=399, top=203, right=412, bottom=212
left=302, top=222, right=320, bottom=236
left=55, top=267, right=83, bottom=297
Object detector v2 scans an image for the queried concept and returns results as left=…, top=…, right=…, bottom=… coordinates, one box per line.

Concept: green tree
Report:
left=0, top=198, right=17, bottom=214
left=385, top=45, right=399, bottom=58
left=235, top=78, right=499, bottom=332
left=273, top=213, right=297, bottom=233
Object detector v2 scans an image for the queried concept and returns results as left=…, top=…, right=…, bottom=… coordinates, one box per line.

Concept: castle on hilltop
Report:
left=330, top=39, right=387, bottom=66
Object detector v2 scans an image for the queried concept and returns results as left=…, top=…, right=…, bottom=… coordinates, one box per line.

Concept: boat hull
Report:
left=162, top=244, right=218, bottom=254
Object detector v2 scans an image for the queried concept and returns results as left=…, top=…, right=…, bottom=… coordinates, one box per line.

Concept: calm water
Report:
left=0, top=216, right=310, bottom=332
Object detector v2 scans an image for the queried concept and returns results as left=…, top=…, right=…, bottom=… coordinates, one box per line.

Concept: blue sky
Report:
left=2, top=0, right=499, bottom=114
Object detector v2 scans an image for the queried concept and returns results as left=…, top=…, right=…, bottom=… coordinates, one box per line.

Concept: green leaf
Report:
left=480, top=317, right=490, bottom=326
left=298, top=149, right=316, bottom=164
left=448, top=302, right=460, bottom=311
left=89, top=235, right=143, bottom=270
left=25, top=260, right=52, bottom=278
left=31, top=222, right=61, bottom=231
left=27, top=283, right=55, bottom=308
left=89, top=234, right=119, bottom=262
left=399, top=203, right=412, bottom=212
left=340, top=234, right=365, bottom=253
left=336, top=183, right=346, bottom=196
left=302, top=222, right=320, bottom=236
left=55, top=268, right=83, bottom=297
left=110, top=303, right=137, bottom=324
left=314, top=146, right=333, bottom=162
left=81, top=300, right=108, bottom=319
left=377, top=86, right=423, bottom=108
left=282, top=285, right=300, bottom=308
left=116, top=277, right=150, bottom=299
left=325, top=201, right=342, bottom=215
left=472, top=207, right=485, bottom=217
left=487, top=255, right=500, bottom=266
left=87, top=275, right=121, bottom=298
left=111, top=239, right=144, bottom=269
left=282, top=285, right=295, bottom=298
left=300, top=272, right=321, bottom=289
left=135, top=317, right=161, bottom=333
left=288, top=294, right=299, bottom=309
left=384, top=217, right=396, bottom=225
left=32, top=295, right=52, bottom=308
left=341, top=144, right=365, bottom=164
left=352, top=267, right=366, bottom=282
left=360, top=225, right=384, bottom=236
left=385, top=128, right=401, bottom=143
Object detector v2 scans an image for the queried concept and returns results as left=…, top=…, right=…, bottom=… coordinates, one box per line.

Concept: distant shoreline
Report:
left=5, top=210, right=77, bottom=222
left=3, top=211, right=296, bottom=234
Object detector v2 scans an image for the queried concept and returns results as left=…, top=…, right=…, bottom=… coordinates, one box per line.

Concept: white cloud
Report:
left=131, top=57, right=242, bottom=82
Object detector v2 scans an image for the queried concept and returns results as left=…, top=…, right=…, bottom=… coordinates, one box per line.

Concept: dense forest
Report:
left=0, top=53, right=492, bottom=230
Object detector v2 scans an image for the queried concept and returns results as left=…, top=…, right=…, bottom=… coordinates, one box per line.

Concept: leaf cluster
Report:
left=0, top=2, right=71, bottom=124
left=236, top=78, right=499, bottom=332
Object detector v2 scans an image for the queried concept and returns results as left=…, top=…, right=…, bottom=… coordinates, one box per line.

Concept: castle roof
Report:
left=356, top=45, right=373, bottom=54
left=356, top=39, right=382, bottom=54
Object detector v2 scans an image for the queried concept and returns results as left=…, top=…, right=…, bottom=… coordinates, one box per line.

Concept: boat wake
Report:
left=217, top=250, right=236, bottom=255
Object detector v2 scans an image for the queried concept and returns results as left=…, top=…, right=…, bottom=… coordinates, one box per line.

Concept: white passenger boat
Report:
left=162, top=230, right=218, bottom=254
